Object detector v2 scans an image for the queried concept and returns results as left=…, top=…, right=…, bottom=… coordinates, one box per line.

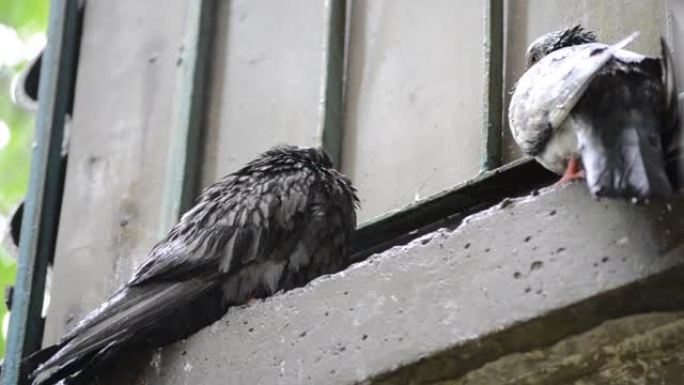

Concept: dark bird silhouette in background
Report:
left=18, top=145, right=358, bottom=385
left=509, top=25, right=679, bottom=199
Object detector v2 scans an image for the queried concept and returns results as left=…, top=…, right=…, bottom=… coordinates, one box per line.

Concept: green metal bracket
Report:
left=481, top=0, right=504, bottom=172
left=159, top=0, right=216, bottom=235
left=0, top=0, right=78, bottom=383
left=319, top=0, right=347, bottom=168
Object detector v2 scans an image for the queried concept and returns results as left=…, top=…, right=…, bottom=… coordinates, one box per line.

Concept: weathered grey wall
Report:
left=44, top=2, right=684, bottom=384
left=44, top=0, right=188, bottom=344
left=135, top=184, right=684, bottom=384
left=502, top=0, right=670, bottom=163
left=342, top=0, right=485, bottom=223
left=672, top=0, right=684, bottom=75
left=670, top=0, right=684, bottom=125
left=201, top=0, right=327, bottom=186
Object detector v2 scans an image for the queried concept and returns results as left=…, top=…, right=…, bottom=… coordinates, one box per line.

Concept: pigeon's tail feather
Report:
left=31, top=350, right=99, bottom=385
left=24, top=345, right=64, bottom=385
left=30, top=279, right=222, bottom=385
left=579, top=116, right=673, bottom=199
left=33, top=338, right=133, bottom=385
left=0, top=343, right=63, bottom=385
left=56, top=343, right=121, bottom=385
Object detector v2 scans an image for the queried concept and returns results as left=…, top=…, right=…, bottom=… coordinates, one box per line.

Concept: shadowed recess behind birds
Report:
left=14, top=145, right=358, bottom=385
left=509, top=25, right=679, bottom=199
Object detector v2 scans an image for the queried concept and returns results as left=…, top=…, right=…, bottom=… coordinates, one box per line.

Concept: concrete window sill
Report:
left=90, top=183, right=684, bottom=385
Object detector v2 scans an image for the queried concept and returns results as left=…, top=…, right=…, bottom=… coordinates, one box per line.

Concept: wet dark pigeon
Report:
left=17, top=145, right=358, bottom=385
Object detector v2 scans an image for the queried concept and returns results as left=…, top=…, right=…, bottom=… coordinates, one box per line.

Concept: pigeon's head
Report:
left=259, top=145, right=335, bottom=170
left=525, top=25, right=597, bottom=67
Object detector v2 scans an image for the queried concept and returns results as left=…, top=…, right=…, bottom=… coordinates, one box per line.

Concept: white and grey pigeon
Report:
left=509, top=25, right=679, bottom=199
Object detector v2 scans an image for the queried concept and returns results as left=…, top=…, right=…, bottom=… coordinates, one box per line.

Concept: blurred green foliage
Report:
left=0, top=0, right=49, bottom=38
left=0, top=69, right=33, bottom=215
left=0, top=0, right=49, bottom=356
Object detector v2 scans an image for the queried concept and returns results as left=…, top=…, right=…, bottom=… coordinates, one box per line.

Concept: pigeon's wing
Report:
left=59, top=166, right=336, bottom=342
left=509, top=33, right=638, bottom=156
left=128, top=169, right=318, bottom=287
left=279, top=172, right=357, bottom=288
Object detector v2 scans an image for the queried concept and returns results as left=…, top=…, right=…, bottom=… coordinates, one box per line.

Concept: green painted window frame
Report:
left=161, top=0, right=556, bottom=264
left=337, top=0, right=554, bottom=260
left=1, top=0, right=79, bottom=383
left=9, top=3, right=682, bottom=383
left=0, top=6, right=549, bottom=373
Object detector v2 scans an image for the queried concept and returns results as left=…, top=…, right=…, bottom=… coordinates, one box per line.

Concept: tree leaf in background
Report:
left=0, top=0, right=49, bottom=37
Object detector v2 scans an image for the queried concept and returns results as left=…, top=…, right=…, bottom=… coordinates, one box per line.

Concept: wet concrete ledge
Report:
left=112, top=183, right=684, bottom=385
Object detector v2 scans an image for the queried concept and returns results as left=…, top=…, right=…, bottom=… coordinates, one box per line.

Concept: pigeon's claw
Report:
left=556, top=156, right=585, bottom=185
left=246, top=298, right=259, bottom=306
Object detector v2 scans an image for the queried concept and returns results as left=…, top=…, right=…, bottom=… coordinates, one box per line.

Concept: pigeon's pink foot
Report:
left=556, top=157, right=585, bottom=185
left=246, top=298, right=258, bottom=306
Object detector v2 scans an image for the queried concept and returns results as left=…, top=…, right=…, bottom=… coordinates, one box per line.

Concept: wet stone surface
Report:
left=441, top=311, right=684, bottom=385
left=100, top=183, right=684, bottom=385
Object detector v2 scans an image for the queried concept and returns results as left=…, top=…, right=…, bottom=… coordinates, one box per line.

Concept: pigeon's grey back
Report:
left=509, top=34, right=639, bottom=157
left=29, top=145, right=358, bottom=385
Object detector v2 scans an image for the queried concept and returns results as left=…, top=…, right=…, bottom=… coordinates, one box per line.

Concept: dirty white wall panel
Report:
left=44, top=0, right=187, bottom=344
left=201, top=0, right=326, bottom=186
left=502, top=0, right=669, bottom=163
left=342, top=0, right=485, bottom=223
left=672, top=1, right=684, bottom=87
left=670, top=0, right=684, bottom=121
left=674, top=1, right=684, bottom=84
